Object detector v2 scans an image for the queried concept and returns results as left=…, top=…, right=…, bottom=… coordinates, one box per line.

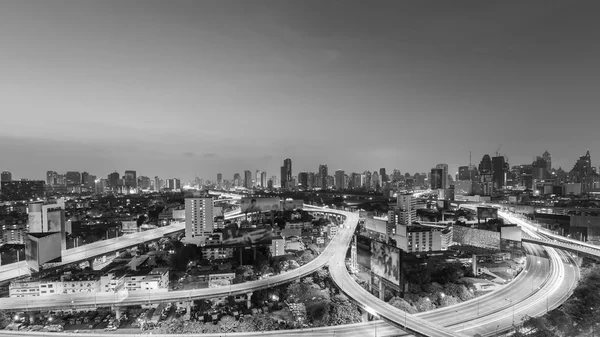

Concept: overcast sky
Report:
left=1, top=0, right=599, bottom=181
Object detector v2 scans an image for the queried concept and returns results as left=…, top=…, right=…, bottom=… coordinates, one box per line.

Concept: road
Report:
left=0, top=210, right=244, bottom=283
left=0, top=208, right=352, bottom=311
left=1, top=205, right=580, bottom=337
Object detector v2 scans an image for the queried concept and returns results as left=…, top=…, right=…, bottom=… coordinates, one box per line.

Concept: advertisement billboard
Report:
left=453, top=226, right=500, bottom=250
left=240, top=198, right=281, bottom=213
left=219, top=223, right=274, bottom=247
left=500, top=225, right=522, bottom=242
left=477, top=207, right=498, bottom=219
left=370, top=241, right=400, bottom=285
left=282, top=199, right=304, bottom=211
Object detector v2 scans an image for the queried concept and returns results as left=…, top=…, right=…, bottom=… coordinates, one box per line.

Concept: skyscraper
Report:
left=430, top=168, right=443, bottom=189
left=492, top=156, right=506, bottom=190
left=542, top=150, right=552, bottom=172
left=436, top=164, right=448, bottom=188
left=233, top=173, right=241, bottom=187
left=261, top=171, right=267, bottom=188
left=371, top=171, right=380, bottom=190
left=154, top=176, right=161, bottom=191
left=298, top=172, right=308, bottom=188
left=255, top=170, right=261, bottom=188
left=65, top=171, right=81, bottom=186
left=281, top=158, right=292, bottom=189
left=478, top=155, right=492, bottom=176
left=318, top=164, right=328, bottom=189
left=217, top=173, right=223, bottom=187
left=396, top=193, right=417, bottom=226
left=124, top=170, right=137, bottom=189
left=335, top=170, right=345, bottom=190
left=569, top=150, right=593, bottom=183
left=108, top=172, right=119, bottom=188
left=379, top=168, right=388, bottom=183
left=244, top=170, right=252, bottom=189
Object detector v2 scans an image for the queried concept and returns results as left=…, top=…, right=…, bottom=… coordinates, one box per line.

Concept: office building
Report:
left=1, top=180, right=45, bottom=201
left=65, top=171, right=81, bottom=186
left=166, top=178, right=181, bottom=190
left=25, top=232, right=62, bottom=272
left=379, top=168, right=388, bottom=183
left=430, top=168, right=443, bottom=190
left=244, top=170, right=252, bottom=189
left=185, top=195, right=214, bottom=243
left=298, top=172, right=308, bottom=188
left=217, top=173, right=223, bottom=188
left=436, top=164, right=449, bottom=188
left=318, top=164, right=328, bottom=189
left=491, top=156, right=507, bottom=190
left=255, top=170, right=261, bottom=188
left=371, top=171, right=380, bottom=190
left=124, top=170, right=137, bottom=189
left=107, top=172, right=120, bottom=188
left=46, top=171, right=58, bottom=186
left=335, top=170, right=345, bottom=190
left=280, top=158, right=292, bottom=189
left=454, top=181, right=473, bottom=196
left=258, top=171, right=266, bottom=188
left=137, top=176, right=151, bottom=190
left=569, top=150, right=593, bottom=183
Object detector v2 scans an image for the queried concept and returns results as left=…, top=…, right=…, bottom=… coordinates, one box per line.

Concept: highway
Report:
left=0, top=208, right=353, bottom=311
left=0, top=210, right=243, bottom=283
left=0, top=204, right=582, bottom=337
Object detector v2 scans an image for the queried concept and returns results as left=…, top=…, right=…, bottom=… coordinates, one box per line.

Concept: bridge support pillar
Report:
left=87, top=259, right=94, bottom=269
left=102, top=255, right=107, bottom=263
left=378, top=282, right=385, bottom=301
left=28, top=312, right=36, bottom=324
left=246, top=292, right=253, bottom=309
left=114, top=307, right=122, bottom=320
left=185, top=301, right=192, bottom=314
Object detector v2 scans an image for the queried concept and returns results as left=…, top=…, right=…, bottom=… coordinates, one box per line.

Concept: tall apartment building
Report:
left=394, top=225, right=452, bottom=253
left=185, top=196, right=214, bottom=243
left=335, top=170, right=345, bottom=190
left=318, top=164, right=328, bottom=189
left=244, top=170, right=252, bottom=189
left=396, top=193, right=417, bottom=226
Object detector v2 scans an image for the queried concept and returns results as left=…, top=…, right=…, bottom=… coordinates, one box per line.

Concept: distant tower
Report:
left=542, top=150, right=552, bottom=171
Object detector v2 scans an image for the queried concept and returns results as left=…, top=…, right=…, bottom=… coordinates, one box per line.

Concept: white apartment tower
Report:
left=396, top=193, right=417, bottom=226
left=185, top=197, right=214, bottom=241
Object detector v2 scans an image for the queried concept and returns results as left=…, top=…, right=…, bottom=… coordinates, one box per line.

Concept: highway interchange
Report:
left=0, top=202, right=596, bottom=336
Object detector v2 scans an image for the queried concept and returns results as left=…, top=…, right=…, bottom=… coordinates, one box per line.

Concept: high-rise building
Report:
left=0, top=180, right=45, bottom=201
left=318, top=164, right=328, bottom=189
left=379, top=168, right=388, bottom=183
left=107, top=172, right=120, bottom=188
left=260, top=171, right=267, bottom=188
left=335, top=170, right=345, bottom=190
left=396, top=193, right=417, bottom=226
left=280, top=158, right=292, bottom=189
left=244, top=170, right=252, bottom=189
left=307, top=172, right=316, bottom=189
left=185, top=195, right=214, bottom=242
left=569, top=150, right=593, bottom=183
left=217, top=173, right=223, bottom=187
left=479, top=155, right=492, bottom=176
left=1, top=171, right=12, bottom=182
left=166, top=178, right=181, bottom=190
left=298, top=172, right=308, bottom=188
left=46, top=171, right=58, bottom=186
left=65, top=171, right=81, bottom=186
left=255, top=170, right=261, bottom=188
left=124, top=170, right=137, bottom=189
left=154, top=176, right=161, bottom=191
left=27, top=198, right=67, bottom=250
left=430, top=168, right=443, bottom=190
left=371, top=171, right=380, bottom=190
left=436, top=164, right=448, bottom=188
left=458, top=166, right=470, bottom=181
left=233, top=173, right=241, bottom=187
left=491, top=156, right=506, bottom=190
left=542, top=150, right=552, bottom=172
left=363, top=171, right=371, bottom=190
left=138, top=176, right=151, bottom=190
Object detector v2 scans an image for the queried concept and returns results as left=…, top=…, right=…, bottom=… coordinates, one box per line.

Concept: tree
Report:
left=250, top=314, right=279, bottom=331
left=388, top=297, right=418, bottom=314
left=0, top=310, right=10, bottom=329
left=306, top=301, right=331, bottom=326
left=202, top=322, right=221, bottom=333
left=219, top=315, right=239, bottom=333
left=300, top=250, right=315, bottom=264
left=326, top=294, right=362, bottom=325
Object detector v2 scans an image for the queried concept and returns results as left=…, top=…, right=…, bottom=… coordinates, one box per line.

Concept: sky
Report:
left=1, top=0, right=600, bottom=181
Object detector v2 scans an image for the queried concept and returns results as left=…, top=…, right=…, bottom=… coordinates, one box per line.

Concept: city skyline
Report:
left=1, top=1, right=600, bottom=180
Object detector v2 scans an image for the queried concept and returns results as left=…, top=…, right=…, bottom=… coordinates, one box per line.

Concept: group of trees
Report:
left=154, top=313, right=280, bottom=334
left=515, top=263, right=600, bottom=336
left=388, top=281, right=475, bottom=313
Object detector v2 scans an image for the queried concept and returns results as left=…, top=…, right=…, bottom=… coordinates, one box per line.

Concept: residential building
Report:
left=185, top=196, right=214, bottom=243
left=436, top=164, right=449, bottom=188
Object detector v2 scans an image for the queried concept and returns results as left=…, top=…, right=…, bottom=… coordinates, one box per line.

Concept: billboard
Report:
left=453, top=226, right=500, bottom=250
left=28, top=203, right=43, bottom=232
left=240, top=198, right=280, bottom=213
left=477, top=207, right=498, bottom=219
left=370, top=241, right=400, bottom=285
left=220, top=223, right=274, bottom=247
left=282, top=199, right=304, bottom=211
left=500, top=225, right=522, bottom=242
